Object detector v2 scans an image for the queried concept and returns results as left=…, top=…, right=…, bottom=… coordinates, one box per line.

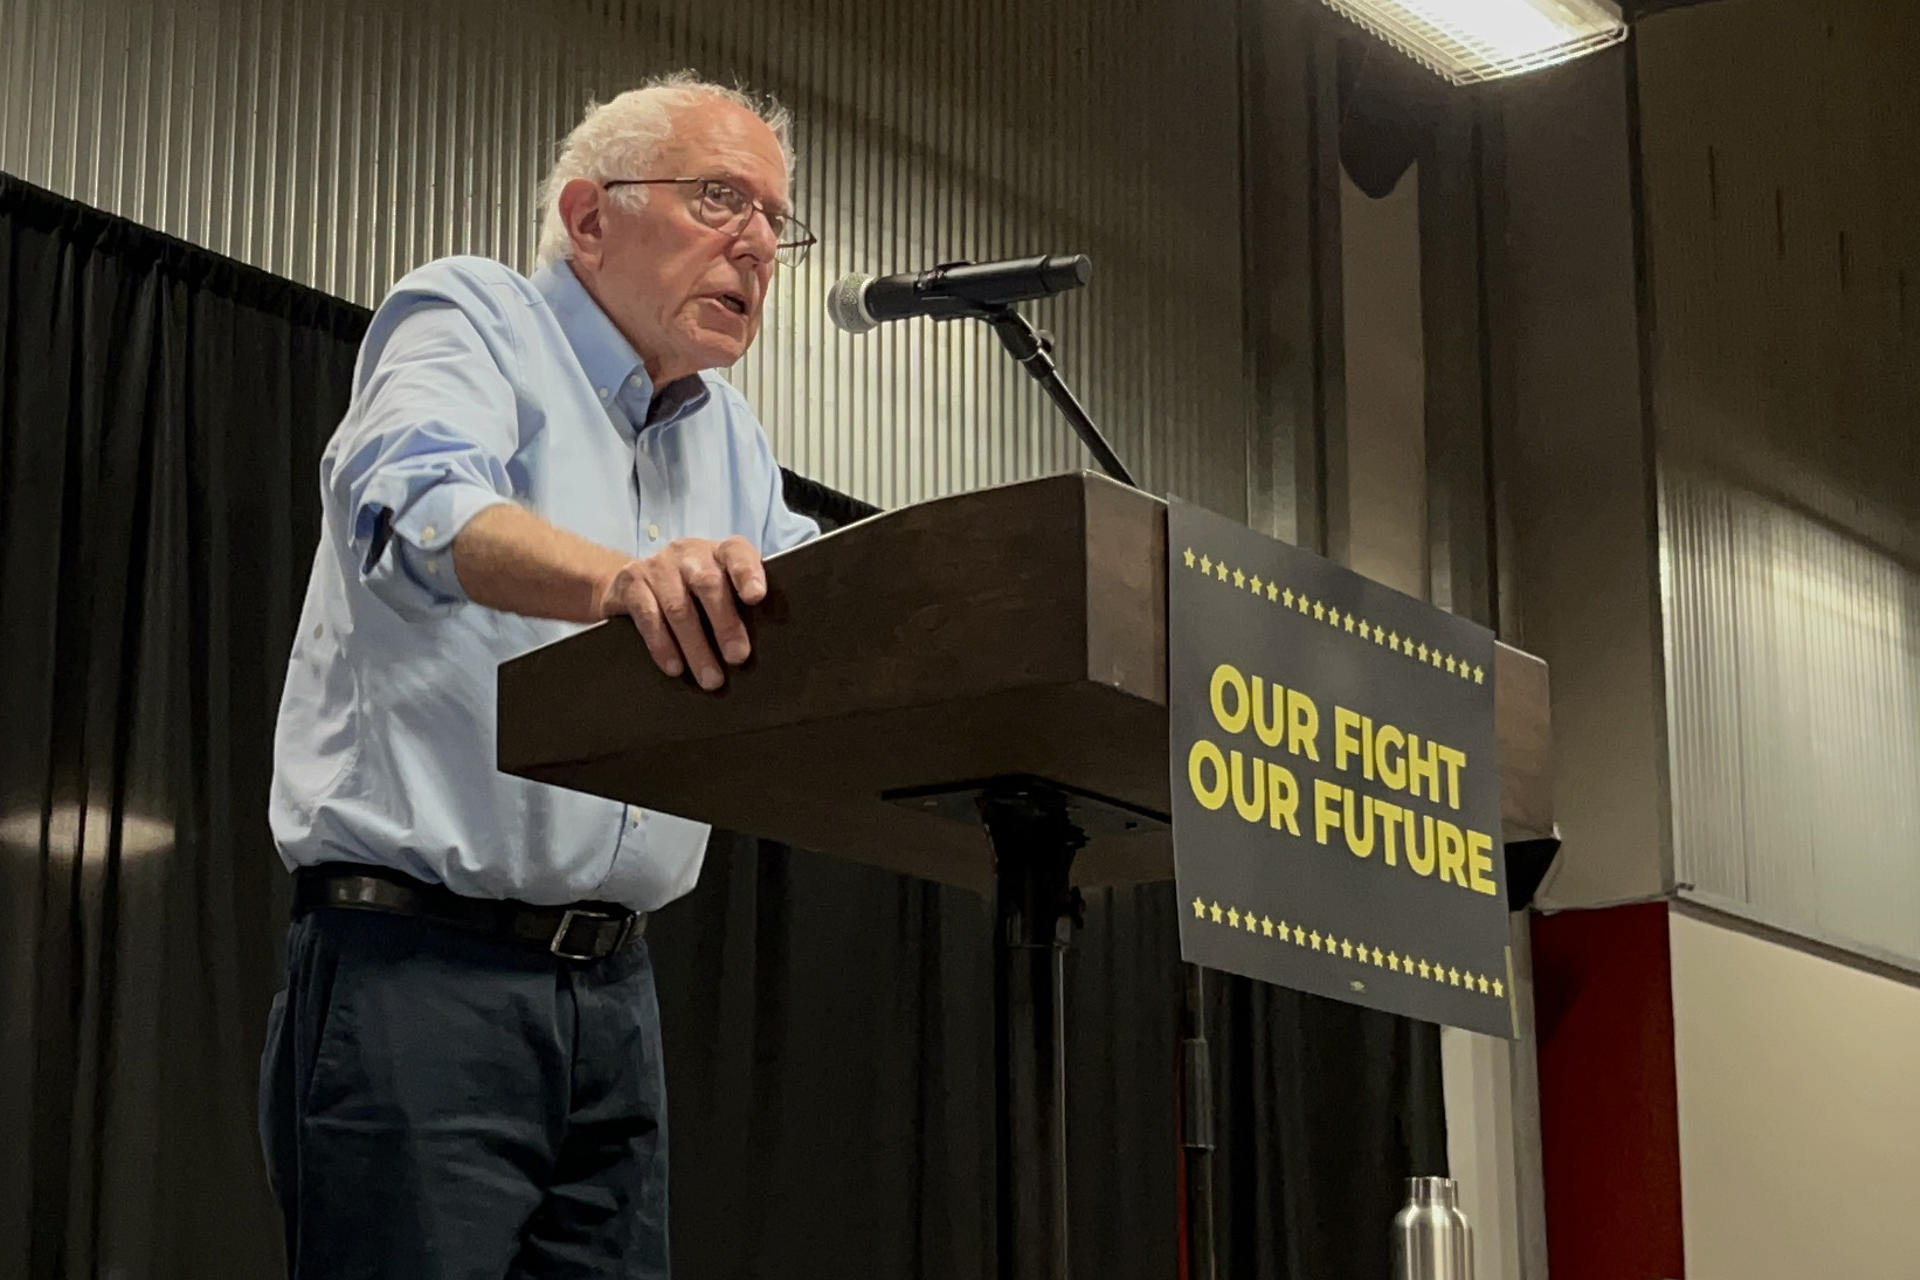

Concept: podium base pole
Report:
left=1182, top=963, right=1217, bottom=1280
left=982, top=780, right=1086, bottom=1280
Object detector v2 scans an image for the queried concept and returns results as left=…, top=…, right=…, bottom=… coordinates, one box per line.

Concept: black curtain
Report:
left=0, top=170, right=1447, bottom=1280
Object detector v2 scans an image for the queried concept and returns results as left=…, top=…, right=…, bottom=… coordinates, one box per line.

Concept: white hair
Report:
left=535, top=71, right=794, bottom=268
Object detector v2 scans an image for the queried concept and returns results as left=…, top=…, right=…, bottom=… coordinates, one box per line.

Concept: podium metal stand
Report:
left=497, top=471, right=1554, bottom=1279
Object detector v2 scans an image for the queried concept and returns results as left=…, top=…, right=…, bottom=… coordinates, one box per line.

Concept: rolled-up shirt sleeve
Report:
left=323, top=285, right=522, bottom=621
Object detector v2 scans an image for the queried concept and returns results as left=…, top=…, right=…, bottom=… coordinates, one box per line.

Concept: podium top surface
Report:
left=498, top=472, right=1551, bottom=894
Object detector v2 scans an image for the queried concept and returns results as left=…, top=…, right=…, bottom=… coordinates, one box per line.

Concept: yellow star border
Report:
left=1188, top=895, right=1508, bottom=1001
left=1179, top=547, right=1486, bottom=686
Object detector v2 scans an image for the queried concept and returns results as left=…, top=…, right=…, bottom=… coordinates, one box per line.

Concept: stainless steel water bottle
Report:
left=1392, top=1175, right=1474, bottom=1280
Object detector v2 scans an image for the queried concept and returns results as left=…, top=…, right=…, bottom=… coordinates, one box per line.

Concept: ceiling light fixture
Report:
left=1318, top=0, right=1629, bottom=85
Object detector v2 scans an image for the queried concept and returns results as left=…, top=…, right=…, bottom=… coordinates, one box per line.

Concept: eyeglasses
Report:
left=602, top=177, right=817, bottom=267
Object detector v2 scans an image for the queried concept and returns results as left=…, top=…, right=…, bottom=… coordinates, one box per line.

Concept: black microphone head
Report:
left=827, top=273, right=878, bottom=335
left=1042, top=254, right=1092, bottom=293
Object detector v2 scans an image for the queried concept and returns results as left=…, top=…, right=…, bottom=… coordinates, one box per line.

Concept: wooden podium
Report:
left=498, top=471, right=1553, bottom=1278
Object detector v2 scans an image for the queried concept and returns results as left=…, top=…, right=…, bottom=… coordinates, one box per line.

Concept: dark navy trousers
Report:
left=259, top=906, right=669, bottom=1279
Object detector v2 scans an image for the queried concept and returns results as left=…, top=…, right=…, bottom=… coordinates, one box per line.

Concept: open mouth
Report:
left=715, top=292, right=749, bottom=316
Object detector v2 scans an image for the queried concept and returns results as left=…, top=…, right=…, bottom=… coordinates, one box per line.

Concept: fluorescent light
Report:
left=1319, top=0, right=1628, bottom=85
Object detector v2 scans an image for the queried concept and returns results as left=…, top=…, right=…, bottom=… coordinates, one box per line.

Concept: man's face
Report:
left=566, top=99, right=788, bottom=386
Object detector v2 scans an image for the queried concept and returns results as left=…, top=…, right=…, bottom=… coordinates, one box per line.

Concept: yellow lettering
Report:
left=1313, top=778, right=1342, bottom=845
left=1249, top=677, right=1286, bottom=749
left=1409, top=813, right=1437, bottom=876
left=1333, top=706, right=1364, bottom=775
left=1436, top=820, right=1468, bottom=887
left=1342, top=789, right=1375, bottom=859
left=1230, top=751, right=1264, bottom=823
left=1289, top=690, right=1321, bottom=762
left=1376, top=724, right=1406, bottom=791
left=1191, top=702, right=1491, bottom=896
left=1406, top=734, right=1441, bottom=804
left=1377, top=798, right=1403, bottom=866
left=1187, top=739, right=1228, bottom=811
left=1267, top=761, right=1301, bottom=835
left=1467, top=829, right=1498, bottom=895
left=1437, top=743, right=1468, bottom=811
left=1210, top=664, right=1248, bottom=735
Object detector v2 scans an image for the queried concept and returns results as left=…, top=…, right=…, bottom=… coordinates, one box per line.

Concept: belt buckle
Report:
left=548, top=907, right=625, bottom=961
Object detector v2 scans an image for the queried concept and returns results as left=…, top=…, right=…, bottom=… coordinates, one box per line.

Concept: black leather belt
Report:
left=292, top=863, right=646, bottom=962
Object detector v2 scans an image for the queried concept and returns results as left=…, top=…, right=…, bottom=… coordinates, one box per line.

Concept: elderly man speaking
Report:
left=258, top=72, right=818, bottom=1278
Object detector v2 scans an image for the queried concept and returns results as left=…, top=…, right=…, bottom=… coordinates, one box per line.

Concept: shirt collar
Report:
left=532, top=259, right=712, bottom=434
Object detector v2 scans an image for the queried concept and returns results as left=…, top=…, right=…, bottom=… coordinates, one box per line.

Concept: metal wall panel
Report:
left=1639, top=0, right=1920, bottom=959
left=1661, top=468, right=1920, bottom=958
left=0, top=0, right=1255, bottom=516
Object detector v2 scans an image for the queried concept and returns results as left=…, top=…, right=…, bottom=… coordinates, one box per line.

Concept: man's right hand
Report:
left=448, top=505, right=767, bottom=691
left=597, top=536, right=768, bottom=691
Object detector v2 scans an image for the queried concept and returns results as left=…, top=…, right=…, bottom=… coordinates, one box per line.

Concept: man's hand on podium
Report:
left=598, top=536, right=767, bottom=692
left=448, top=505, right=764, bottom=692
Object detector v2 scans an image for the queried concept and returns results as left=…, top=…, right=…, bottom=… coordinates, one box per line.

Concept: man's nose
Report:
left=732, top=209, right=779, bottom=263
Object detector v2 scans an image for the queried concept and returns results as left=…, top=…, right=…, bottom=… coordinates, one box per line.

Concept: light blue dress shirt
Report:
left=271, top=255, right=819, bottom=911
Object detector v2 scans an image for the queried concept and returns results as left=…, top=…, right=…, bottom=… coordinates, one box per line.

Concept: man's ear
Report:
left=557, top=177, right=607, bottom=270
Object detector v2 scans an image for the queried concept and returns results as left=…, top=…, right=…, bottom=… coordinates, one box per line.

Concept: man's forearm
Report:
left=450, top=503, right=627, bottom=623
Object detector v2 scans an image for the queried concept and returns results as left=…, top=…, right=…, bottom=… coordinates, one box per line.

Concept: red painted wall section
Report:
left=1531, top=902, right=1685, bottom=1280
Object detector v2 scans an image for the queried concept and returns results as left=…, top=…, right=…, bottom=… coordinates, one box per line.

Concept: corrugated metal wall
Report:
left=0, top=0, right=1256, bottom=516
left=1662, top=471, right=1920, bottom=958
left=1638, top=0, right=1920, bottom=960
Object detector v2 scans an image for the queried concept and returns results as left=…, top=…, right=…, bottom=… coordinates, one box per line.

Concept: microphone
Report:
left=827, top=254, right=1091, bottom=334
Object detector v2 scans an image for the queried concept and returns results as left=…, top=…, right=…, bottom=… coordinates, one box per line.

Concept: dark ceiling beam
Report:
left=1623, top=0, right=1747, bottom=19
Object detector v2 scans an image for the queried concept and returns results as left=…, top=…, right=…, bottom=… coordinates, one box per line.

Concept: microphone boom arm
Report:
left=976, top=305, right=1136, bottom=489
